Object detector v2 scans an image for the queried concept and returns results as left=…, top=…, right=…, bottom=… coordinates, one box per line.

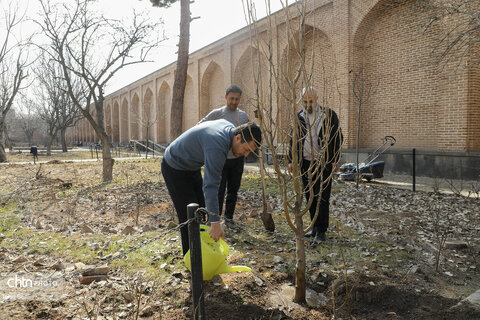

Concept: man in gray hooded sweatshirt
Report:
left=198, top=84, right=250, bottom=228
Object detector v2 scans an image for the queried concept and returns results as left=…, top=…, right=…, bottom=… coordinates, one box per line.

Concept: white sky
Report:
left=106, top=0, right=284, bottom=94
left=4, top=0, right=285, bottom=96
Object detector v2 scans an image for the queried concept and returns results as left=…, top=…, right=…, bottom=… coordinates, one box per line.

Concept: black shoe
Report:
left=221, top=218, right=238, bottom=229
left=314, top=232, right=326, bottom=243
left=305, top=228, right=317, bottom=238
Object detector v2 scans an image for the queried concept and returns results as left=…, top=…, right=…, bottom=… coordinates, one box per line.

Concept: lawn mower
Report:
left=338, top=136, right=396, bottom=181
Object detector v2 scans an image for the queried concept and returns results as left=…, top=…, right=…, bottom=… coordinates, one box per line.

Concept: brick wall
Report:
left=349, top=0, right=478, bottom=152
left=467, top=44, right=480, bottom=151
left=86, top=0, right=479, bottom=154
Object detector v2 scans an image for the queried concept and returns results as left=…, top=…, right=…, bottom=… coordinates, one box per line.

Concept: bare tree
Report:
left=0, top=3, right=29, bottom=162
left=129, top=100, right=160, bottom=158
left=419, top=0, right=480, bottom=67
left=37, top=0, right=164, bottom=181
left=388, top=0, right=480, bottom=67
left=16, top=97, right=41, bottom=146
left=244, top=0, right=343, bottom=303
left=351, top=68, right=378, bottom=188
left=33, top=53, right=83, bottom=155
left=169, top=0, right=192, bottom=140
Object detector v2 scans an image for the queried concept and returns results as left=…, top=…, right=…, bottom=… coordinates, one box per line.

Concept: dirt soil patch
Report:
left=0, top=159, right=479, bottom=319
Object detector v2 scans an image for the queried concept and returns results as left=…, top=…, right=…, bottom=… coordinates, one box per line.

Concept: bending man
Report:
left=161, top=120, right=262, bottom=255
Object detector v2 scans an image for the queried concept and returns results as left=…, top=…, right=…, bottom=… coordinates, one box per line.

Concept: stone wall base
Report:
left=341, top=149, right=480, bottom=181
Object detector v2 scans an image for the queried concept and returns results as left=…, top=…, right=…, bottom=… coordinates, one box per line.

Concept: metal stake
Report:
left=412, top=148, right=416, bottom=192
left=187, top=203, right=205, bottom=319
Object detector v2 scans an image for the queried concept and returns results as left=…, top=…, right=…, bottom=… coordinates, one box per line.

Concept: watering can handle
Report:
left=199, top=224, right=218, bottom=245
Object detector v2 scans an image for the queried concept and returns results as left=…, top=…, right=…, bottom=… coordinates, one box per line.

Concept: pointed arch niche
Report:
left=157, top=82, right=171, bottom=143
left=130, top=93, right=140, bottom=140
left=199, top=61, right=225, bottom=119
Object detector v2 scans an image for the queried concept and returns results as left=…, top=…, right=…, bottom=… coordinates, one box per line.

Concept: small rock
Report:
left=254, top=276, right=264, bottom=287
left=81, top=225, right=94, bottom=234
left=65, top=264, right=75, bottom=272
left=140, top=305, right=154, bottom=317
left=79, top=275, right=108, bottom=285
left=142, top=225, right=157, bottom=232
left=273, top=256, right=283, bottom=263
left=407, top=265, right=419, bottom=275
left=74, top=262, right=88, bottom=270
left=50, top=261, right=63, bottom=270
left=306, top=288, right=328, bottom=308
left=122, top=226, right=135, bottom=235
left=123, top=292, right=135, bottom=302
left=13, top=256, right=28, bottom=263
left=82, top=265, right=109, bottom=276
left=450, top=289, right=480, bottom=312
left=465, top=289, right=480, bottom=307
left=444, top=240, right=468, bottom=250
left=101, top=226, right=116, bottom=234
left=35, top=220, right=43, bottom=229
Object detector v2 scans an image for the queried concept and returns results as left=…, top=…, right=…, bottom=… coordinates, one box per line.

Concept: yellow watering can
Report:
left=184, top=225, right=251, bottom=280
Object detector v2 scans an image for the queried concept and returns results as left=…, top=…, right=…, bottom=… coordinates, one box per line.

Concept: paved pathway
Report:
left=2, top=155, right=478, bottom=197
left=0, top=156, right=145, bottom=166
left=244, top=163, right=480, bottom=197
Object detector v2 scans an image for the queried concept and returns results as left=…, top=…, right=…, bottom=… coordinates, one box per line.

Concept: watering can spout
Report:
left=184, top=225, right=252, bottom=280
left=216, top=264, right=252, bottom=275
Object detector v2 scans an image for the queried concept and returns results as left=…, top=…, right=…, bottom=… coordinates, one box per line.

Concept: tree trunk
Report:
left=46, top=133, right=55, bottom=156
left=259, top=147, right=275, bottom=231
left=93, top=93, right=114, bottom=183
left=294, top=213, right=306, bottom=303
left=99, top=132, right=114, bottom=182
left=27, top=134, right=33, bottom=146
left=61, top=127, right=68, bottom=152
left=169, top=0, right=191, bottom=140
left=0, top=120, right=7, bottom=162
left=4, top=127, right=12, bottom=151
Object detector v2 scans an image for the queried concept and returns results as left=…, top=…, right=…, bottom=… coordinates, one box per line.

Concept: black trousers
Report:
left=161, top=159, right=205, bottom=255
left=301, top=159, right=333, bottom=233
left=218, top=157, right=245, bottom=219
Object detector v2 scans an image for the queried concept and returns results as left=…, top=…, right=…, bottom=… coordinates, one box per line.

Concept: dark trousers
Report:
left=161, top=159, right=205, bottom=255
left=218, top=157, right=244, bottom=219
left=301, top=159, right=333, bottom=233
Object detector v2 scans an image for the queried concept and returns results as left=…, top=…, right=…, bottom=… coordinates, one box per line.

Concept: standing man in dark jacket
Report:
left=289, top=87, right=343, bottom=242
left=198, top=84, right=250, bottom=229
left=161, top=120, right=262, bottom=255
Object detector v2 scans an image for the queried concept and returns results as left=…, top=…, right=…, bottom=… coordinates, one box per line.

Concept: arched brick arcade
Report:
left=67, top=0, right=480, bottom=177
